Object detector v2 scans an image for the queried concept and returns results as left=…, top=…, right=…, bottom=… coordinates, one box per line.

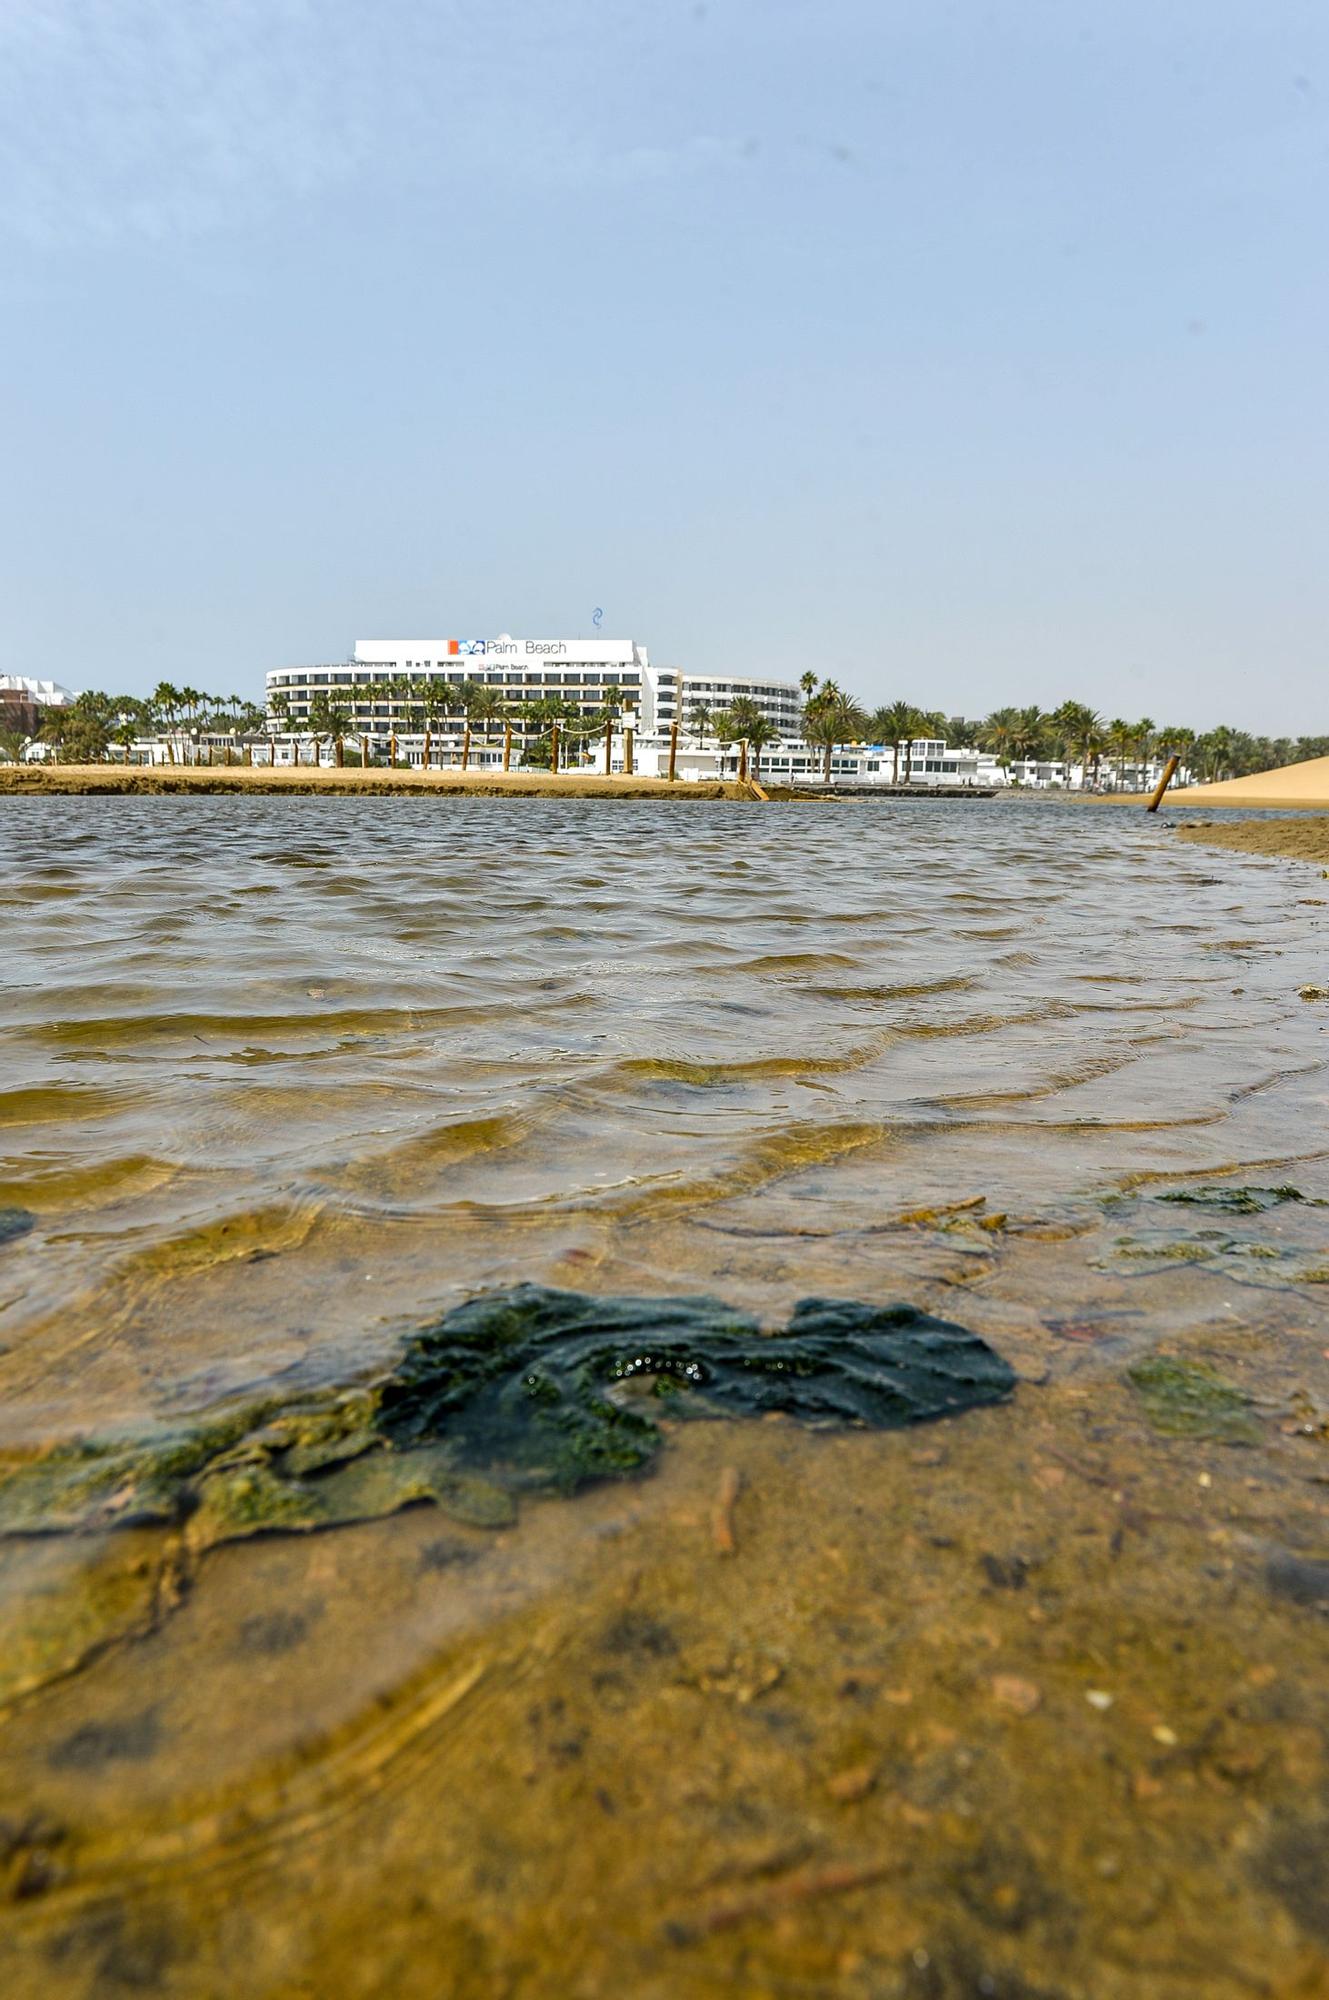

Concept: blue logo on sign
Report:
left=592, top=607, right=603, bottom=629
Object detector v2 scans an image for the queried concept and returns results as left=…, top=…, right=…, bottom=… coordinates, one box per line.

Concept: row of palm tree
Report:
left=273, top=677, right=636, bottom=772
left=960, top=707, right=1329, bottom=787
left=4, top=686, right=270, bottom=766
left=693, top=682, right=1328, bottom=789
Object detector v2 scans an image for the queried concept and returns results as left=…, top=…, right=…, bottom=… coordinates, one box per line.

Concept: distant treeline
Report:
left=4, top=678, right=1325, bottom=788
left=770, top=683, right=1329, bottom=786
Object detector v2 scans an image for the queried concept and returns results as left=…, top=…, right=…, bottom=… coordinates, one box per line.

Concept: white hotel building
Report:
left=265, top=637, right=803, bottom=756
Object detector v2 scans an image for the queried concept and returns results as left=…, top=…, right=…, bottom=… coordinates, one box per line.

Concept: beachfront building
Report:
left=1, top=675, right=76, bottom=759
left=263, top=638, right=805, bottom=766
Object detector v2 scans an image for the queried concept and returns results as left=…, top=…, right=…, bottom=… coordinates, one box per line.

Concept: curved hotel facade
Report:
left=265, top=637, right=802, bottom=755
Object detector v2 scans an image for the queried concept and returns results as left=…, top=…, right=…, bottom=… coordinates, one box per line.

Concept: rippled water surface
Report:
left=2, top=796, right=1328, bottom=1998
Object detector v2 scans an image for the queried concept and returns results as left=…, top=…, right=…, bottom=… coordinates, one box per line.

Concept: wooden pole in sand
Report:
left=1146, top=755, right=1180, bottom=813
left=550, top=721, right=560, bottom=773
left=503, top=721, right=512, bottom=773
left=739, top=739, right=749, bottom=783
left=604, top=715, right=614, bottom=775
left=624, top=727, right=634, bottom=777
left=668, top=720, right=679, bottom=781
left=462, top=723, right=471, bottom=772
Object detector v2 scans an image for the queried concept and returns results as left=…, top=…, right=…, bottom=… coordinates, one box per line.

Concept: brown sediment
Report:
left=0, top=764, right=764, bottom=799
left=1172, top=817, right=1329, bottom=865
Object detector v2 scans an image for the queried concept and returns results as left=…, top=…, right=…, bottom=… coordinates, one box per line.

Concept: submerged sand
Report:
left=3, top=793, right=1328, bottom=1997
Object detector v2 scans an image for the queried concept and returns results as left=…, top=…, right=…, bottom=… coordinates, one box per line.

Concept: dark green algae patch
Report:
left=0, top=1206, right=35, bottom=1248
left=0, top=1286, right=1016, bottom=1550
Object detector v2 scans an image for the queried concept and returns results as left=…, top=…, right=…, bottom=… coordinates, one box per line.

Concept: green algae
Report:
left=0, top=1287, right=1013, bottom=1712
left=1126, top=1355, right=1261, bottom=1445
left=376, top=1287, right=1017, bottom=1490
left=1098, top=1229, right=1326, bottom=1290
left=1155, top=1184, right=1321, bottom=1216
left=0, top=1287, right=1013, bottom=1544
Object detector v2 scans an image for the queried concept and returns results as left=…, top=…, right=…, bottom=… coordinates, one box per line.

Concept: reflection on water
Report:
left=1, top=796, right=1328, bottom=1996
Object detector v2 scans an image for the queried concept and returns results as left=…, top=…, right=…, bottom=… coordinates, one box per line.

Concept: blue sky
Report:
left=2, top=1, right=1325, bottom=730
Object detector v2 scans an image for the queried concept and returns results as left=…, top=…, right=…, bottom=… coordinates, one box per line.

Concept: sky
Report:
left=2, top=1, right=1326, bottom=732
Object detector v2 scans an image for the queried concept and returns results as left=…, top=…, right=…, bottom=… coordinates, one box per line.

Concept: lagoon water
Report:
left=2, top=795, right=1328, bottom=1997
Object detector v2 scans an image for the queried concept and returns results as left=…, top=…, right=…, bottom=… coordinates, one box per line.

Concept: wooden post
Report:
left=335, top=736, right=344, bottom=768
left=389, top=731, right=397, bottom=769
left=624, top=727, right=634, bottom=776
left=550, top=721, right=559, bottom=773
left=503, top=721, right=512, bottom=772
left=668, top=720, right=679, bottom=781
left=605, top=715, right=614, bottom=774
left=739, top=740, right=749, bottom=783
left=1146, top=754, right=1181, bottom=813
left=462, top=723, right=471, bottom=772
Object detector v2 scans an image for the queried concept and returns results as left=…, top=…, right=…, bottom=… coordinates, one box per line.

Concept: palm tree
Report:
left=868, top=700, right=917, bottom=782
left=1106, top=717, right=1133, bottom=789
left=799, top=670, right=818, bottom=703
left=152, top=681, right=181, bottom=763
left=234, top=701, right=267, bottom=766
left=417, top=680, right=450, bottom=770
left=267, top=691, right=293, bottom=765
left=460, top=681, right=506, bottom=770
left=724, top=696, right=779, bottom=781
left=1011, top=705, right=1047, bottom=762
left=1132, top=717, right=1156, bottom=786
left=111, top=701, right=149, bottom=765
left=1155, top=725, right=1195, bottom=779
left=801, top=679, right=867, bottom=784
left=398, top=688, right=425, bottom=768
left=1196, top=725, right=1235, bottom=782
left=175, top=686, right=204, bottom=764
left=687, top=700, right=713, bottom=746
left=743, top=712, right=778, bottom=781
left=978, top=707, right=1020, bottom=774
left=1050, top=701, right=1104, bottom=789
left=0, top=725, right=27, bottom=765
left=307, top=693, right=351, bottom=768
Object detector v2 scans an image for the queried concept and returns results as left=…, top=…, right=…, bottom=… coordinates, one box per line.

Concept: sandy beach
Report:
left=0, top=763, right=756, bottom=800
left=1151, top=752, right=1329, bottom=814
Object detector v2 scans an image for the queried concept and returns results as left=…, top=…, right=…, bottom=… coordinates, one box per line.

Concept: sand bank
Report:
left=1174, top=815, right=1329, bottom=864
left=1155, top=752, right=1329, bottom=812
left=0, top=763, right=757, bottom=800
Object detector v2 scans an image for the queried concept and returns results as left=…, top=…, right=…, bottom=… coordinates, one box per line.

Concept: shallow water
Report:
left=1, top=796, right=1328, bottom=1998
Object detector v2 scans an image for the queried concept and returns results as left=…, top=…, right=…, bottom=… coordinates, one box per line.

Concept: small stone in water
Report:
left=826, top=1762, right=878, bottom=1803
left=1086, top=1689, right=1115, bottom=1712
left=991, top=1675, right=1042, bottom=1715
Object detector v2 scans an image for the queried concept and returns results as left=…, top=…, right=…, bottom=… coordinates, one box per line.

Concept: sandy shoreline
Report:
left=0, top=763, right=758, bottom=800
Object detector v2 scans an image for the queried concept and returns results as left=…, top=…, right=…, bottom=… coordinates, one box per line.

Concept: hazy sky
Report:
left=3, top=1, right=1325, bottom=729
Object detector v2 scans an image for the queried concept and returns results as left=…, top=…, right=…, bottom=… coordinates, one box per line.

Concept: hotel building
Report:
left=264, top=637, right=802, bottom=756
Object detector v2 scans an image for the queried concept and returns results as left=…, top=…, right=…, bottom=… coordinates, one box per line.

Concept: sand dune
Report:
left=1168, top=754, right=1329, bottom=809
